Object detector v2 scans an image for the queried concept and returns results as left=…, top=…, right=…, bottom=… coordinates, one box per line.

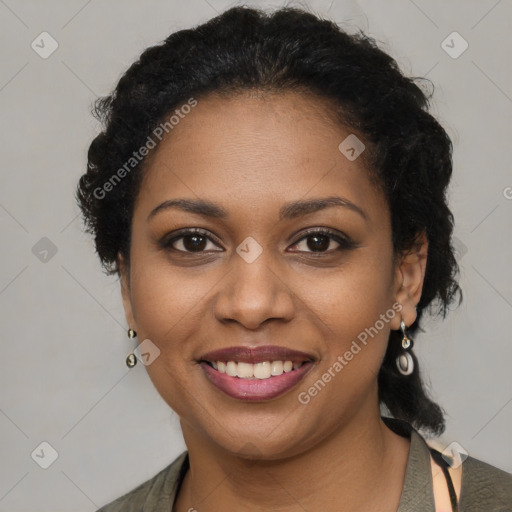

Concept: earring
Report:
left=126, top=328, right=137, bottom=368
left=396, top=320, right=414, bottom=376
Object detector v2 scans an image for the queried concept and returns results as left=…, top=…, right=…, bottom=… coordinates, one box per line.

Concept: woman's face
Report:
left=120, top=90, right=418, bottom=459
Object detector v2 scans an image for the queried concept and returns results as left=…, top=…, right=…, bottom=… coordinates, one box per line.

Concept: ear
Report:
left=390, top=231, right=428, bottom=330
left=117, top=253, right=137, bottom=331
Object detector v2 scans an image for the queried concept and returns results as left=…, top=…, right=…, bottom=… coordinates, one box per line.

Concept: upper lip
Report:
left=199, top=345, right=316, bottom=364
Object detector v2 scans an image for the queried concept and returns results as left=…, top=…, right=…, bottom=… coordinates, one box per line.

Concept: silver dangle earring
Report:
left=126, top=328, right=138, bottom=368
left=396, top=320, right=414, bottom=376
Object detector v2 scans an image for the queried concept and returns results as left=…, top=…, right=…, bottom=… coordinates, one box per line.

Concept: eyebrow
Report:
left=147, top=196, right=367, bottom=222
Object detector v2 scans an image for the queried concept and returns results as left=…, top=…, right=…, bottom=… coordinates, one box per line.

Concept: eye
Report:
left=160, top=227, right=356, bottom=255
left=288, top=228, right=355, bottom=254
left=161, top=228, right=223, bottom=253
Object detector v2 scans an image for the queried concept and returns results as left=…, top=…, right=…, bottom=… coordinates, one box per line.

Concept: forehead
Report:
left=135, top=90, right=387, bottom=225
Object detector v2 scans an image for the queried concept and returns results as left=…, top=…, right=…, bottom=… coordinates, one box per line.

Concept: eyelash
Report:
left=160, top=227, right=356, bottom=255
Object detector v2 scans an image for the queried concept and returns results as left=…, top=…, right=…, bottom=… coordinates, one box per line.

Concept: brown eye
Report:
left=288, top=229, right=355, bottom=254
left=177, top=234, right=209, bottom=252
left=161, top=229, right=223, bottom=253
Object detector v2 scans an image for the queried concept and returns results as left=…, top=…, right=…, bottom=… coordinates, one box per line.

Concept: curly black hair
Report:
left=76, top=5, right=462, bottom=436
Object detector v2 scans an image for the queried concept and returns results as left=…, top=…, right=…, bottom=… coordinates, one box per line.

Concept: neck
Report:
left=174, top=407, right=410, bottom=512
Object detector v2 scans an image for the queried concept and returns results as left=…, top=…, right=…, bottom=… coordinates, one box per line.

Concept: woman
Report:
left=76, top=6, right=512, bottom=512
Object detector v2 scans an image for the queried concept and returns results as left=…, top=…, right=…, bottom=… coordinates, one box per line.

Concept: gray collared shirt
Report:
left=96, top=419, right=512, bottom=511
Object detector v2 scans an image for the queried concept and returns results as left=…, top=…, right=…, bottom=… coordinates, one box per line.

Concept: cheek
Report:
left=299, top=250, right=395, bottom=385
left=295, top=280, right=395, bottom=424
left=298, top=247, right=395, bottom=336
left=128, top=260, right=207, bottom=415
left=126, top=266, right=195, bottom=398
left=129, top=246, right=213, bottom=341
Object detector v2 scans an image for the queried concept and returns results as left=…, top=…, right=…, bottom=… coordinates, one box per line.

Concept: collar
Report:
left=383, top=417, right=436, bottom=511
left=151, top=417, right=436, bottom=512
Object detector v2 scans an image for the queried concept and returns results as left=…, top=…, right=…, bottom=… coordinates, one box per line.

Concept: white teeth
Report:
left=271, top=361, right=283, bottom=375
left=210, top=360, right=305, bottom=379
left=253, top=361, right=271, bottom=379
left=226, top=361, right=237, bottom=377
left=237, top=362, right=254, bottom=378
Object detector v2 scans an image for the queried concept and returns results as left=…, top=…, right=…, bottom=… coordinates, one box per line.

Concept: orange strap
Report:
left=429, top=449, right=462, bottom=511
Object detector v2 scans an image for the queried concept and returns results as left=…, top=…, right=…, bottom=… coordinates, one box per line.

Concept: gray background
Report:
left=1, top=0, right=511, bottom=510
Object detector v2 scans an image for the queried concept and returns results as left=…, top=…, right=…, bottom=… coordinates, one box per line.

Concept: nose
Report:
left=213, top=250, right=295, bottom=330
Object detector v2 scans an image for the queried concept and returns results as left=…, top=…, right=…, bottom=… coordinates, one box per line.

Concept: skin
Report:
left=118, top=90, right=428, bottom=512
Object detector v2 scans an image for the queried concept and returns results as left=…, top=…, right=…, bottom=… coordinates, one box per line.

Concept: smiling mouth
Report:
left=199, top=359, right=315, bottom=401
left=200, top=360, right=310, bottom=379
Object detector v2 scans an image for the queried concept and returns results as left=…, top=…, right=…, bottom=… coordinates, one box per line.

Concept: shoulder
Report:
left=459, top=455, right=512, bottom=510
left=95, top=451, right=188, bottom=512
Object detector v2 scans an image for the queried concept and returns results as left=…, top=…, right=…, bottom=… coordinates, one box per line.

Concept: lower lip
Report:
left=200, top=362, right=314, bottom=401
